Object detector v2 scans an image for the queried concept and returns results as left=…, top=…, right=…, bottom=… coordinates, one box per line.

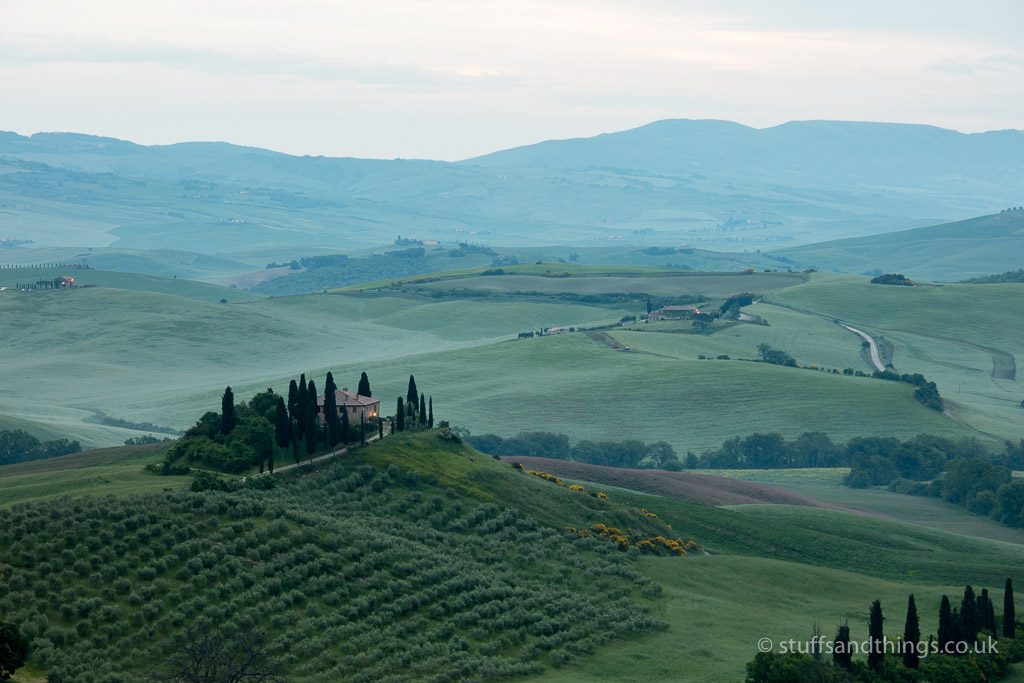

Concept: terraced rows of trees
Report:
left=0, top=444, right=665, bottom=681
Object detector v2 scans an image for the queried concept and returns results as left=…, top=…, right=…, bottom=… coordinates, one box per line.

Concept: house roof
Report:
left=317, top=389, right=380, bottom=407
left=661, top=305, right=700, bottom=312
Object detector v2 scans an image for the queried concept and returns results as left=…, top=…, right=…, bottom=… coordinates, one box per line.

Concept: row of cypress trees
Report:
left=830, top=579, right=1016, bottom=673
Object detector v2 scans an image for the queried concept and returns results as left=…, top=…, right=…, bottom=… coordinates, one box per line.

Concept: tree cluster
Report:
left=469, top=431, right=682, bottom=470
left=746, top=580, right=1023, bottom=683
left=163, top=371, right=379, bottom=475
left=392, top=375, right=434, bottom=433
left=0, top=429, right=81, bottom=467
left=871, top=369, right=943, bottom=411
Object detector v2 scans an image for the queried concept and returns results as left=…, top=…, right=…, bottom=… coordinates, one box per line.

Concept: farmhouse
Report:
left=648, top=304, right=702, bottom=321
left=317, top=388, right=381, bottom=423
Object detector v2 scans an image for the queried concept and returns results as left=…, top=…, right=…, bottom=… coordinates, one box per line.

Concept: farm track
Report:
left=842, top=324, right=885, bottom=372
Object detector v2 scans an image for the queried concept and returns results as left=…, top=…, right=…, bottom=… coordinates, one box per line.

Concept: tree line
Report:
left=0, top=429, right=80, bottom=467
left=746, top=580, right=1023, bottom=682
left=468, top=431, right=682, bottom=470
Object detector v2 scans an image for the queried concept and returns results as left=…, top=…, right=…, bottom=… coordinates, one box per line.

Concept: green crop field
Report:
left=3, top=266, right=1008, bottom=456
left=768, top=275, right=1024, bottom=441
left=703, top=468, right=1024, bottom=545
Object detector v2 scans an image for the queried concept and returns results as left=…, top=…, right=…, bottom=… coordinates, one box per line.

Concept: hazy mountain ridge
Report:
left=1, top=120, right=1022, bottom=257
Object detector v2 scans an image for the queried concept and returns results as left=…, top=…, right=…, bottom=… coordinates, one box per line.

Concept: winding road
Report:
left=841, top=324, right=885, bottom=372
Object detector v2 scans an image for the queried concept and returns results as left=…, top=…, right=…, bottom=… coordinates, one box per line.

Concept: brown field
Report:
left=503, top=457, right=831, bottom=507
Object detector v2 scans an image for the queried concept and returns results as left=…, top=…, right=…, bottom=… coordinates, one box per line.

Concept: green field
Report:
left=0, top=442, right=181, bottom=508
left=768, top=275, right=1024, bottom=440
left=704, top=468, right=1024, bottom=545
left=3, top=267, right=1010, bottom=455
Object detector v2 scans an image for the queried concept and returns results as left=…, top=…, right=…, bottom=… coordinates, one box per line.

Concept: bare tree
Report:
left=153, top=625, right=285, bottom=683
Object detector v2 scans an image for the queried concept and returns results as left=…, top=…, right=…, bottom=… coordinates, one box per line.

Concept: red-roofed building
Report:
left=317, top=388, right=381, bottom=423
left=648, top=304, right=702, bottom=322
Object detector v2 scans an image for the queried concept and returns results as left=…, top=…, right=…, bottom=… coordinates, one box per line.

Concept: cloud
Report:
left=0, top=37, right=521, bottom=90
left=926, top=53, right=1024, bottom=75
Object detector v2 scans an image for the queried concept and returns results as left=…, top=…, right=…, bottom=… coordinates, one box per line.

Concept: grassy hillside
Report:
left=768, top=275, right=1024, bottom=440
left=707, top=468, right=1024, bottom=546
left=776, top=210, right=1024, bottom=281
left=5, top=432, right=1023, bottom=682
left=0, top=283, right=633, bottom=445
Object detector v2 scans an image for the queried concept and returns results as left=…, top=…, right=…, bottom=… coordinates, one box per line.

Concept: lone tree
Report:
left=153, top=624, right=284, bottom=683
left=1004, top=579, right=1016, bottom=639
left=407, top=375, right=418, bottom=410
left=428, top=397, right=434, bottom=428
left=833, top=623, right=852, bottom=670
left=867, top=599, right=884, bottom=672
left=903, top=594, right=920, bottom=669
left=221, top=386, right=236, bottom=435
left=396, top=397, right=405, bottom=432
left=938, top=595, right=954, bottom=653
left=357, top=371, right=372, bottom=397
left=0, top=621, right=29, bottom=682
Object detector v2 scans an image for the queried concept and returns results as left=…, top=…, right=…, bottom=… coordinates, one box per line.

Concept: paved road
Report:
left=842, top=324, right=885, bottom=372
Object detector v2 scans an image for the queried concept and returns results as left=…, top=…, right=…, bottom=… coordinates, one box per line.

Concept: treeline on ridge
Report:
left=468, top=432, right=683, bottom=470
left=0, top=429, right=81, bottom=467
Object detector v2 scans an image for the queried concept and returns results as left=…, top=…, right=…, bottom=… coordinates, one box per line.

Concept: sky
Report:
left=1, top=0, right=1022, bottom=160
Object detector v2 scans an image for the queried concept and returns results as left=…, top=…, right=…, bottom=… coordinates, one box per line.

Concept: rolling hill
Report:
left=2, top=120, right=1022, bottom=261
left=775, top=210, right=1024, bottom=280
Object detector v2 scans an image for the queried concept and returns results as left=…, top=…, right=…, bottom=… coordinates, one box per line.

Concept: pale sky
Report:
left=1, top=0, right=1022, bottom=160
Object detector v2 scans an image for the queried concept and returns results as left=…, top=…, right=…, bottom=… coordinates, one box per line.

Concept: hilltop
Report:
left=776, top=209, right=1024, bottom=280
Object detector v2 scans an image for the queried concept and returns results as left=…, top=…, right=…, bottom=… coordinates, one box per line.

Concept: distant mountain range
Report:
left=0, top=120, right=1021, bottom=270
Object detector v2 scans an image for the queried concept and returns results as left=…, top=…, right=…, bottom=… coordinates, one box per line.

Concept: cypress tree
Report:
left=428, top=397, right=433, bottom=428
left=291, top=419, right=301, bottom=465
left=396, top=397, right=405, bottom=432
left=419, top=394, right=427, bottom=425
left=274, top=397, right=290, bottom=449
left=979, top=588, right=996, bottom=633
left=221, top=386, right=236, bottom=435
left=296, top=374, right=308, bottom=435
left=903, top=594, right=920, bottom=669
left=833, top=623, right=852, bottom=669
left=357, top=371, right=371, bottom=397
left=378, top=418, right=384, bottom=439
left=306, top=378, right=318, bottom=435
left=287, top=379, right=299, bottom=423
left=962, top=585, right=979, bottom=643
left=360, top=415, right=365, bottom=445
left=939, top=595, right=954, bottom=653
left=324, top=372, right=340, bottom=447
left=1004, top=578, right=1016, bottom=639
left=407, top=375, right=418, bottom=409
left=952, top=607, right=964, bottom=652
left=868, top=599, right=885, bottom=672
